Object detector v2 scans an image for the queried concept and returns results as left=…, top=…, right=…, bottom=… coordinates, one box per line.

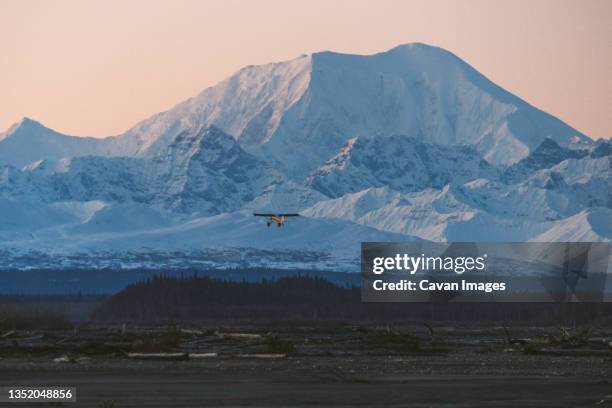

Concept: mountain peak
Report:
left=0, top=117, right=115, bottom=168
left=590, top=139, right=612, bottom=158
left=158, top=125, right=244, bottom=170
left=387, top=42, right=443, bottom=53
left=170, top=125, right=237, bottom=150
left=534, top=137, right=563, bottom=152
left=17, top=116, right=40, bottom=126
left=503, top=137, right=590, bottom=182
left=312, top=43, right=445, bottom=59
left=1, top=117, right=45, bottom=139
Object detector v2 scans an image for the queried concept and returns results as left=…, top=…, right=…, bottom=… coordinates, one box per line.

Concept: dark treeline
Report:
left=92, top=275, right=612, bottom=324
left=0, top=294, right=108, bottom=324
left=0, top=294, right=108, bottom=303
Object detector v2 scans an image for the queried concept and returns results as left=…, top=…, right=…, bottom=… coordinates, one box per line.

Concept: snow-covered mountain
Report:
left=0, top=118, right=118, bottom=168
left=1, top=44, right=590, bottom=172
left=109, top=43, right=590, bottom=178
left=0, top=43, right=608, bottom=269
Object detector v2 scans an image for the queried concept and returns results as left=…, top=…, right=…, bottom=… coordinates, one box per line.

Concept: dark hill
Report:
left=91, top=275, right=612, bottom=324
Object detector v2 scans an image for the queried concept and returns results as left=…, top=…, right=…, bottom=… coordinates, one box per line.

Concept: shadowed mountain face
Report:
left=0, top=44, right=608, bottom=264
left=151, top=126, right=284, bottom=214
left=503, top=138, right=590, bottom=183
left=0, top=126, right=287, bottom=215
left=306, top=135, right=499, bottom=198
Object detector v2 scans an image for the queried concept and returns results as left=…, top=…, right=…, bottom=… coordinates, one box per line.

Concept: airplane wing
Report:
left=253, top=212, right=300, bottom=217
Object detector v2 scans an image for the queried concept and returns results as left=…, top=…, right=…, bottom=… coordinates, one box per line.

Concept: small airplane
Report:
left=253, top=212, right=300, bottom=227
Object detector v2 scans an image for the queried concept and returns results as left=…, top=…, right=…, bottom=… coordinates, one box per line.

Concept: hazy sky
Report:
left=1, top=0, right=610, bottom=138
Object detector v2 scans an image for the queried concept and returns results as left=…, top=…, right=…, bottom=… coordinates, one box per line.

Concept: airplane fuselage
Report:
left=268, top=216, right=285, bottom=227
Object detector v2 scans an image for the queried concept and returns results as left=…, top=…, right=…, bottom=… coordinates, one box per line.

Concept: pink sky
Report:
left=1, top=0, right=610, bottom=138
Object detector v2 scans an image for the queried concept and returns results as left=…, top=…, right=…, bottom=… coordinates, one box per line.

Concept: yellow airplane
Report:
left=254, top=212, right=300, bottom=227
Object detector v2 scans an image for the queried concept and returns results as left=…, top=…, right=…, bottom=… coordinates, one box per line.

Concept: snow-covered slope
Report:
left=120, top=55, right=312, bottom=156
left=0, top=155, right=154, bottom=204
left=530, top=208, right=611, bottom=242
left=0, top=207, right=420, bottom=262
